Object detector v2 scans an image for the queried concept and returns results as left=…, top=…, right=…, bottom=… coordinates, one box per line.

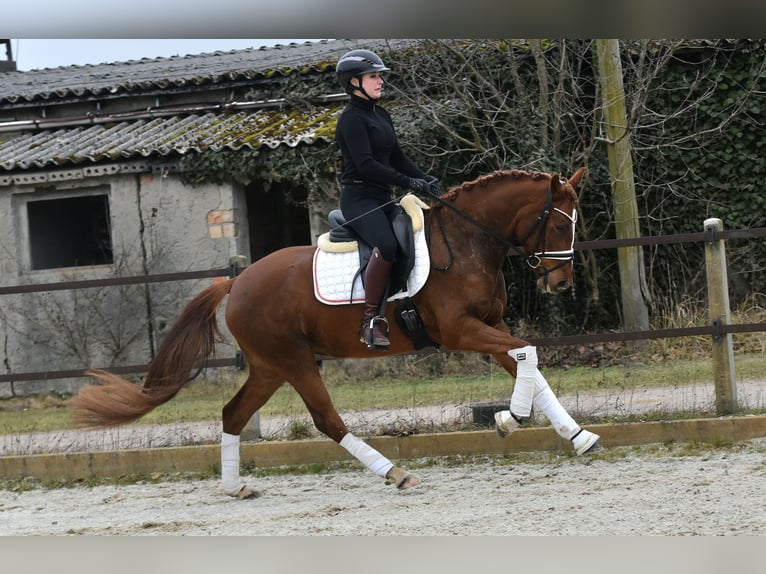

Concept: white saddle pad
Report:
left=313, top=199, right=431, bottom=305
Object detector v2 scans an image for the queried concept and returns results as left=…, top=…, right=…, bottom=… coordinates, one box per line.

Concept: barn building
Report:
left=0, top=39, right=408, bottom=396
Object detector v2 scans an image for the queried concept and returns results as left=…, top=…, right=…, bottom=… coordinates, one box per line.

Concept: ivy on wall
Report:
left=635, top=39, right=766, bottom=308
left=181, top=141, right=339, bottom=203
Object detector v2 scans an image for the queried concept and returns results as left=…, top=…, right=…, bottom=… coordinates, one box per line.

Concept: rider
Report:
left=334, top=48, right=438, bottom=351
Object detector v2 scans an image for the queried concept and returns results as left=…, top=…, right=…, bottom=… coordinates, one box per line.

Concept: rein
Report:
left=424, top=182, right=576, bottom=275
left=333, top=198, right=399, bottom=230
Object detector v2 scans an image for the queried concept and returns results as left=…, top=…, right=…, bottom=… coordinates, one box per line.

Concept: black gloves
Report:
left=408, top=176, right=441, bottom=195
left=424, top=175, right=441, bottom=193
left=408, top=177, right=431, bottom=195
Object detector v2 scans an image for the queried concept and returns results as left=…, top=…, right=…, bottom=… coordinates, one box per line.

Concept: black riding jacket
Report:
left=336, top=95, right=426, bottom=192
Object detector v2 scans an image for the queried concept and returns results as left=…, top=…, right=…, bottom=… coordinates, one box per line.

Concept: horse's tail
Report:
left=70, top=278, right=235, bottom=427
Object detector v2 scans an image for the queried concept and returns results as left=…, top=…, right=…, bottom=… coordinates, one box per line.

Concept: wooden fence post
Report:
left=703, top=218, right=737, bottom=415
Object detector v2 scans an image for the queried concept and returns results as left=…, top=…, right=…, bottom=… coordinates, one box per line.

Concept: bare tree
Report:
left=595, top=39, right=650, bottom=336
left=384, top=39, right=612, bottom=330
left=382, top=38, right=766, bottom=330
left=0, top=238, right=207, bottom=391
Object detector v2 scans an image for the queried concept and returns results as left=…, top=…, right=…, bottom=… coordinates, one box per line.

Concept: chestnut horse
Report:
left=71, top=167, right=601, bottom=499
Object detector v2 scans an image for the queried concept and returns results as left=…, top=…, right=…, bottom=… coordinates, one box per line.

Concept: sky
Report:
left=4, top=2, right=764, bottom=43
left=8, top=39, right=325, bottom=71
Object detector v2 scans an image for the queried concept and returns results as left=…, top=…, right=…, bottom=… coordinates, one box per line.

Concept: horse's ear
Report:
left=567, top=167, right=586, bottom=189
left=550, top=173, right=566, bottom=194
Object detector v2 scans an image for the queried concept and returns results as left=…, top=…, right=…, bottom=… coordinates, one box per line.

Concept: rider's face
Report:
left=353, top=72, right=384, bottom=99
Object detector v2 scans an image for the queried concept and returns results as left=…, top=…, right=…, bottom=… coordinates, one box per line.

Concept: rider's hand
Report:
left=424, top=175, right=441, bottom=193
left=408, top=178, right=431, bottom=195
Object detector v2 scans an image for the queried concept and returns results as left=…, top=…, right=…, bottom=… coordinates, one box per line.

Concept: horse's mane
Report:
left=441, top=170, right=551, bottom=201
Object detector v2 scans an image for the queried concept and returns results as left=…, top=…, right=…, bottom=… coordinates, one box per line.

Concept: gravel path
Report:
left=2, top=380, right=766, bottom=536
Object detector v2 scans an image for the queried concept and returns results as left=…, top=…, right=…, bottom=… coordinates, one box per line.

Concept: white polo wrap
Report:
left=508, top=345, right=580, bottom=440
left=340, top=432, right=394, bottom=477
left=221, top=432, right=246, bottom=496
left=508, top=345, right=538, bottom=418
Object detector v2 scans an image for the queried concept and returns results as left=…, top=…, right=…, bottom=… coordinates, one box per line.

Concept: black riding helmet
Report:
left=336, top=49, right=390, bottom=97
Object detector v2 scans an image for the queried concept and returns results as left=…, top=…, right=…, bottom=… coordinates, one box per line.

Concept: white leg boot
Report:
left=507, top=345, right=538, bottom=419
left=534, top=379, right=601, bottom=455
left=221, top=432, right=245, bottom=496
left=496, top=345, right=602, bottom=455
left=221, top=432, right=260, bottom=498
left=495, top=346, right=539, bottom=437
left=340, top=432, right=420, bottom=489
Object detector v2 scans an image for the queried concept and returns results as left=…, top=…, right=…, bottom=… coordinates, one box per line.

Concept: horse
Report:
left=70, top=167, right=601, bottom=499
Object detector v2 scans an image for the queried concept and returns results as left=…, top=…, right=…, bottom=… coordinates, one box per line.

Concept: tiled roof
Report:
left=0, top=39, right=415, bottom=106
left=0, top=105, right=343, bottom=171
left=0, top=38, right=418, bottom=173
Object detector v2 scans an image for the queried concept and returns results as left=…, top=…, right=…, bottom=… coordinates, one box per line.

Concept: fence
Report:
left=0, top=258, right=247, bottom=384
left=2, top=223, right=765, bottom=415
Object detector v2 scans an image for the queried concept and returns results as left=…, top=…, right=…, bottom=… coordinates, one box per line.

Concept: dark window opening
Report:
left=246, top=184, right=311, bottom=262
left=28, top=194, right=114, bottom=270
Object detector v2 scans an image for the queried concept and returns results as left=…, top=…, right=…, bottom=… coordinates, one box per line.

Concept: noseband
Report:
left=517, top=182, right=577, bottom=276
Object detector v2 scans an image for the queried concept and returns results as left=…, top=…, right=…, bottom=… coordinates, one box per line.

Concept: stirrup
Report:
left=361, top=316, right=390, bottom=350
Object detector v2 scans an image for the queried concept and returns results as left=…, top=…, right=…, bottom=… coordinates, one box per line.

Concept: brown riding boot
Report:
left=360, top=247, right=393, bottom=350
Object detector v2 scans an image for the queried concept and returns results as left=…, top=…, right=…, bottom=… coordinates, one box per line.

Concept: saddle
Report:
left=319, top=194, right=429, bottom=295
left=314, top=194, right=437, bottom=350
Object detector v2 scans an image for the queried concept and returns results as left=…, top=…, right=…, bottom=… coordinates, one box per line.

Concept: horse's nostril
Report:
left=556, top=280, right=571, bottom=292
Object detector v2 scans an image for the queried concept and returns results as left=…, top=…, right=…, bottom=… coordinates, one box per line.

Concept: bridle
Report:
left=516, top=181, right=577, bottom=275
left=425, top=180, right=577, bottom=280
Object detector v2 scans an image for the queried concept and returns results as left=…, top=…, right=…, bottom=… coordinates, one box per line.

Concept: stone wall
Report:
left=0, top=168, right=247, bottom=397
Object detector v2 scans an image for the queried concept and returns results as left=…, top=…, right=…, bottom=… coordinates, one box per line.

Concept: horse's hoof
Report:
left=397, top=474, right=421, bottom=490
left=582, top=440, right=603, bottom=455
left=494, top=410, right=520, bottom=438
left=236, top=486, right=262, bottom=499
left=572, top=429, right=601, bottom=456
left=385, top=466, right=420, bottom=490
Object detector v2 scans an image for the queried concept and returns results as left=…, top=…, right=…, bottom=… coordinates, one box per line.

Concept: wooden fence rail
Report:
left=1, top=227, right=765, bottom=409
left=0, top=267, right=233, bottom=296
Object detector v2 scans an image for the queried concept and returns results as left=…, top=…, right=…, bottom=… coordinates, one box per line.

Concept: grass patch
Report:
left=1, top=351, right=764, bottom=435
